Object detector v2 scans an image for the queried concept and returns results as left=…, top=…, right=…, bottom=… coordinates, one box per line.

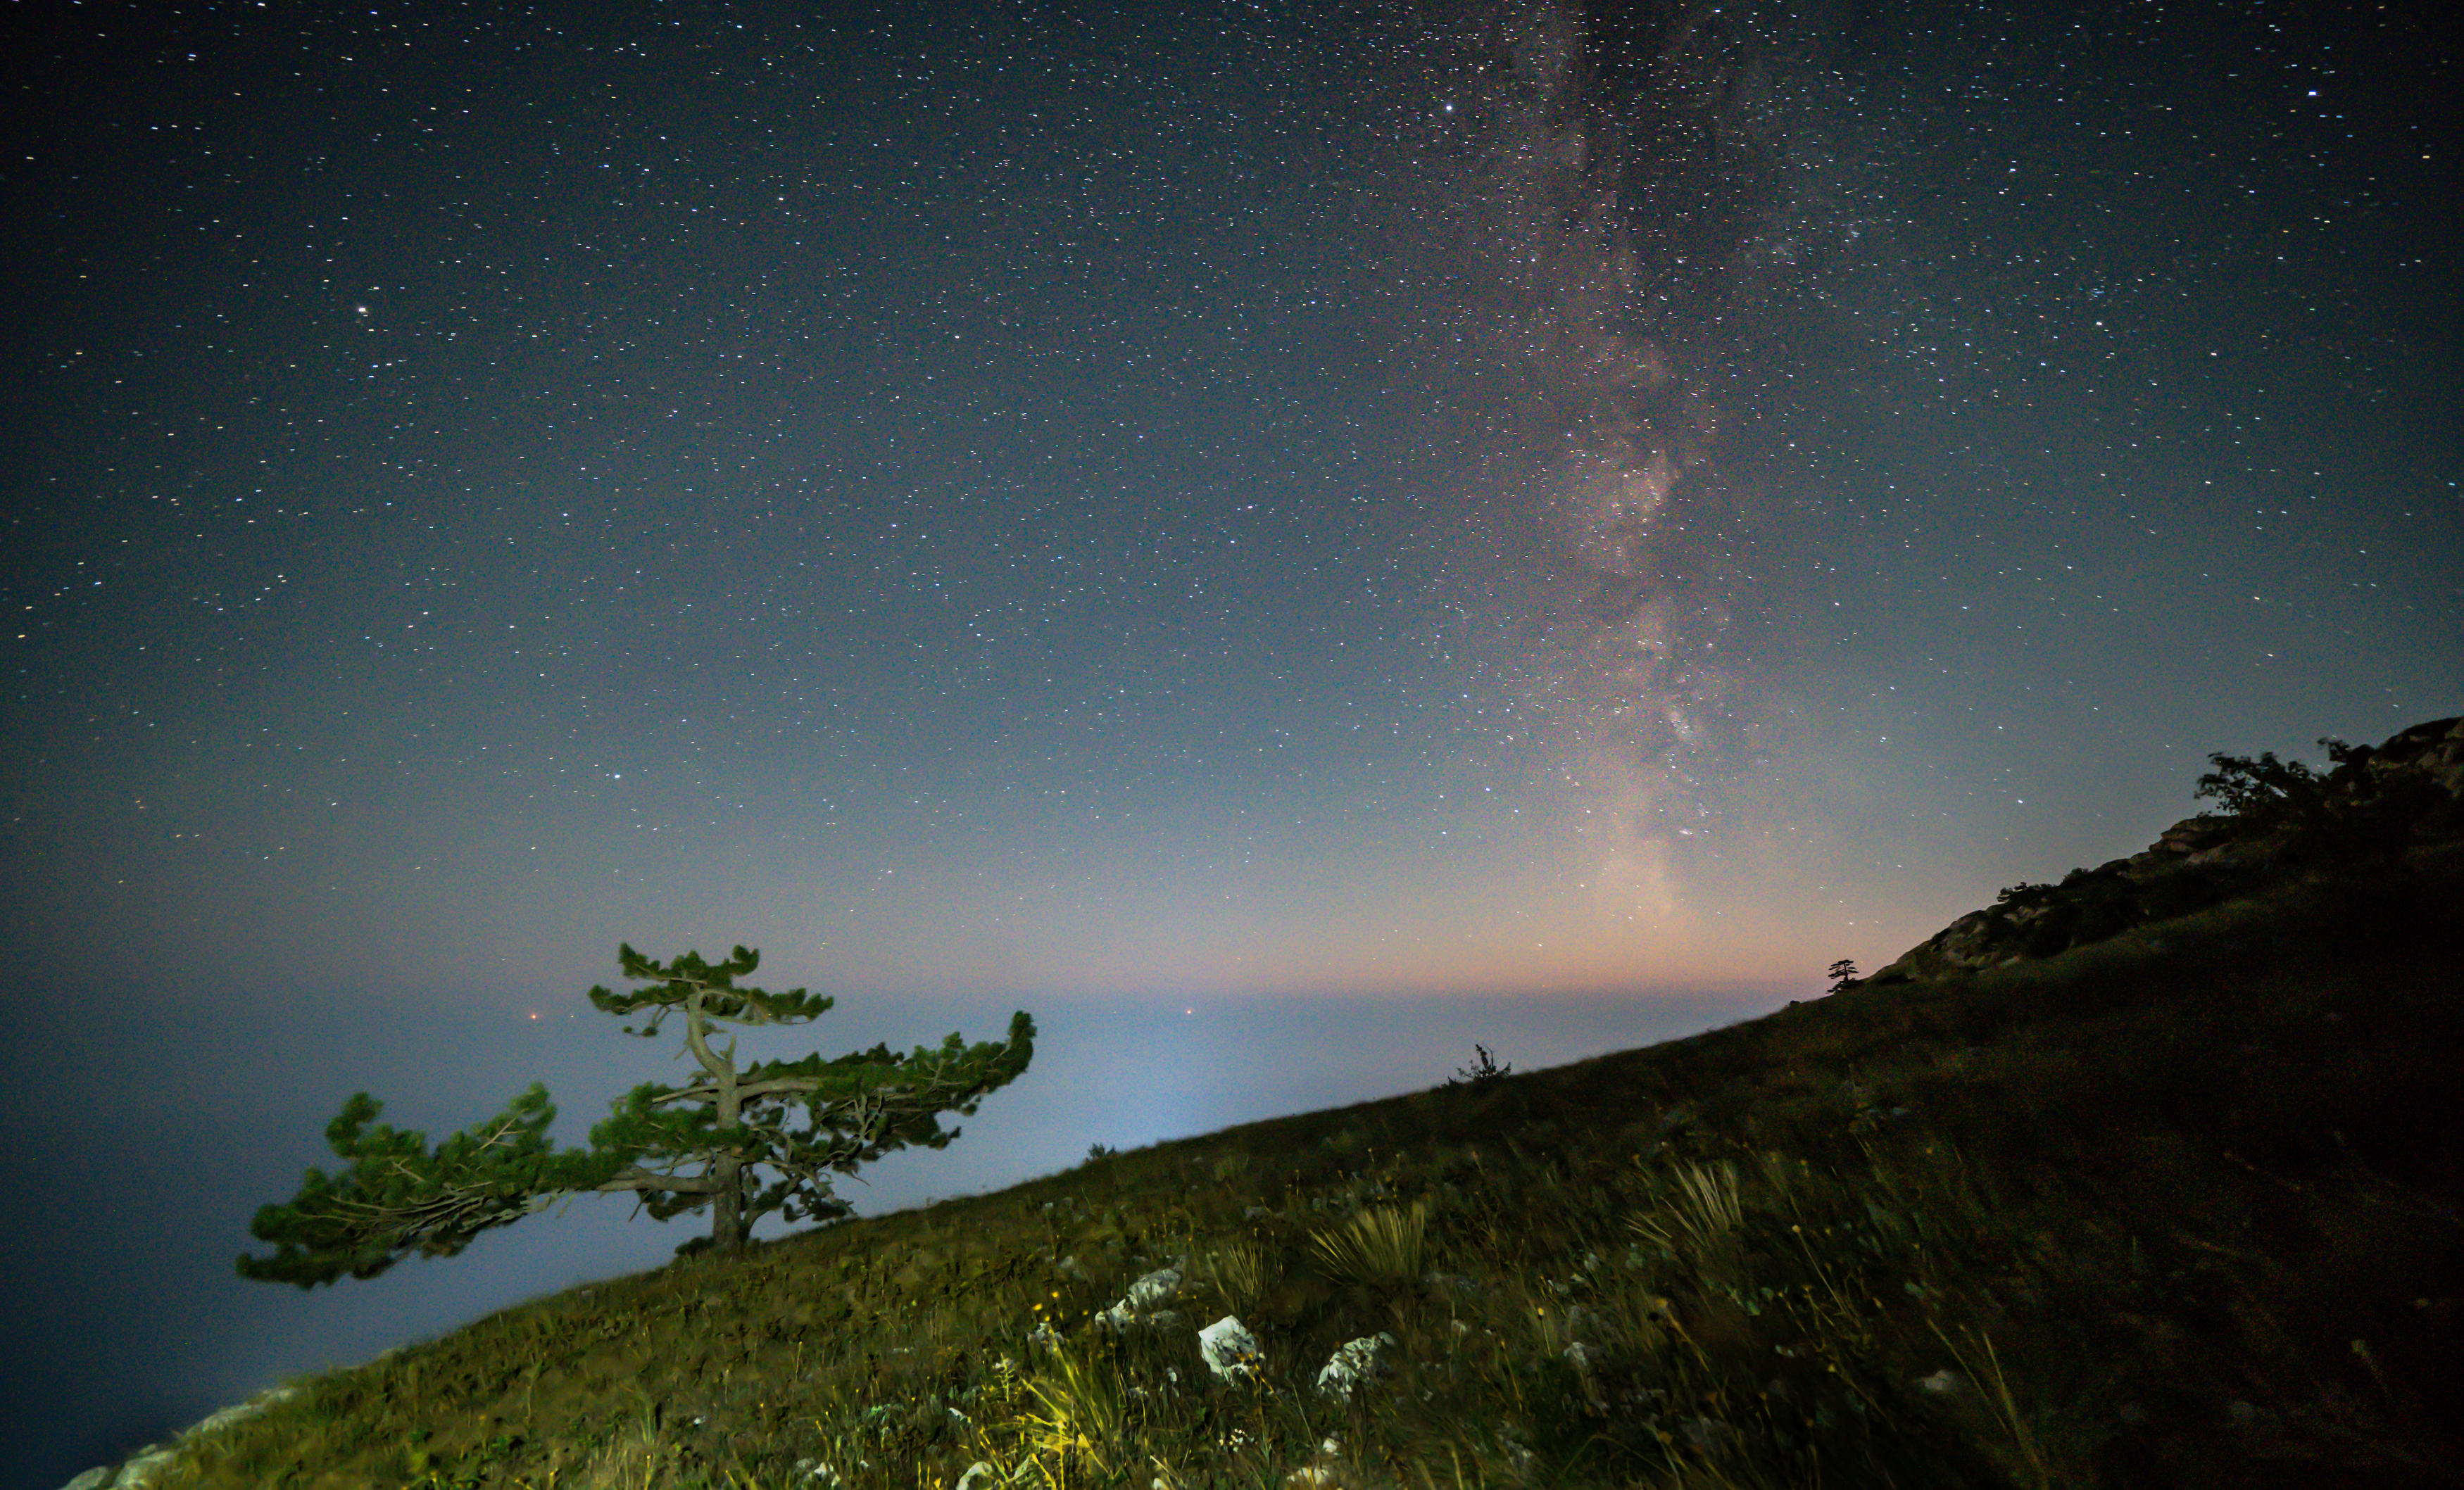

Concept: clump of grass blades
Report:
left=1205, top=1240, right=1278, bottom=1314
left=1310, top=1201, right=1428, bottom=1292
left=1016, top=1342, right=1133, bottom=1483
left=1629, top=1160, right=1747, bottom=1268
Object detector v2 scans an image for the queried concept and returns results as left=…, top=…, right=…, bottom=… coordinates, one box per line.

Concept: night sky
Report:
left=4, top=0, right=2457, bottom=1482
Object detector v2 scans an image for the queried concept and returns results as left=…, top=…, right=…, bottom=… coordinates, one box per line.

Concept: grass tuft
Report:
left=1309, top=1201, right=1428, bottom=1292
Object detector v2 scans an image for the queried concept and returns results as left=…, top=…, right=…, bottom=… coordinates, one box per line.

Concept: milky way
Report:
left=1375, top=0, right=1871, bottom=916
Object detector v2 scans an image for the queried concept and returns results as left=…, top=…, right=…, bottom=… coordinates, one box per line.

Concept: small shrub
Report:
left=1447, top=1044, right=1513, bottom=1087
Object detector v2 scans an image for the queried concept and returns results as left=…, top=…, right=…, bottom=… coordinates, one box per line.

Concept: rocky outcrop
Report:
left=1862, top=716, right=2464, bottom=987
left=58, top=1342, right=423, bottom=1490
left=58, top=1380, right=312, bottom=1490
left=2370, top=713, right=2464, bottom=795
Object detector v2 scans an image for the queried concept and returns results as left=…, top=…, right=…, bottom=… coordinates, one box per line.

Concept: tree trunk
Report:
left=712, top=1149, right=744, bottom=1253
left=684, top=983, right=753, bottom=1254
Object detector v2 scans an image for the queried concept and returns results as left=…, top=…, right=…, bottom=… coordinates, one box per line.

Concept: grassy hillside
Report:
left=137, top=863, right=2460, bottom=1490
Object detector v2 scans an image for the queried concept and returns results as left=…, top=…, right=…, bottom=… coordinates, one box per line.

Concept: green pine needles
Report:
left=238, top=942, right=1036, bottom=1288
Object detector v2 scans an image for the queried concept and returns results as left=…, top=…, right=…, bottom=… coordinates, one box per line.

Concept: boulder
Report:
left=2153, top=816, right=2235, bottom=858
left=2374, top=715, right=2464, bottom=795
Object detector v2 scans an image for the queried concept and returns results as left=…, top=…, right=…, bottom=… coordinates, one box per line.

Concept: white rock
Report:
left=1199, top=1315, right=1264, bottom=1382
left=1096, top=1268, right=1184, bottom=1332
left=1315, top=1333, right=1397, bottom=1400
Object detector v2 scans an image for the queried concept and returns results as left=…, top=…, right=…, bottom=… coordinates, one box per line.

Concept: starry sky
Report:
left=4, top=0, right=2457, bottom=1482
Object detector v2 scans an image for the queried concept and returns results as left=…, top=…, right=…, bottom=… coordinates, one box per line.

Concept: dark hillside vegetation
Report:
left=110, top=721, right=2464, bottom=1490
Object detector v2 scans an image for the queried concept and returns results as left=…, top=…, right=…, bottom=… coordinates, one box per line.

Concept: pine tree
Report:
left=239, top=943, right=1036, bottom=1287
